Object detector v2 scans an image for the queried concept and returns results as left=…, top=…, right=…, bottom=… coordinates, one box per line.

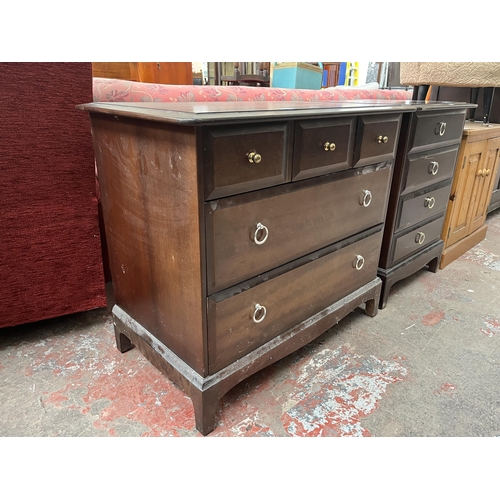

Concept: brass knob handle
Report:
left=435, top=122, right=447, bottom=136
left=486, top=169, right=491, bottom=176
left=359, top=190, right=372, bottom=207
left=377, top=135, right=389, bottom=144
left=353, top=255, right=365, bottom=271
left=252, top=222, right=269, bottom=245
left=429, top=161, right=439, bottom=175
left=478, top=169, right=484, bottom=177
left=252, top=303, right=267, bottom=324
left=415, top=232, right=426, bottom=245
left=425, top=196, right=436, bottom=209
left=247, top=151, right=262, bottom=164
left=323, top=142, right=336, bottom=151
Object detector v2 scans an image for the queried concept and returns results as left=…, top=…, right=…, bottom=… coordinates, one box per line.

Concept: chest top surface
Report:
left=77, top=100, right=475, bottom=125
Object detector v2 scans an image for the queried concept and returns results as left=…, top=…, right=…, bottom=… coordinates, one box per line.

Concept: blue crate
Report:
left=271, top=63, right=324, bottom=90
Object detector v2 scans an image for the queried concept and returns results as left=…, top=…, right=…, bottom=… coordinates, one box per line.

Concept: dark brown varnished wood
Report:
left=401, top=145, right=459, bottom=195
left=392, top=215, right=444, bottom=263
left=377, top=105, right=469, bottom=307
left=206, top=164, right=392, bottom=293
left=113, top=276, right=383, bottom=435
left=203, top=122, right=292, bottom=200
left=81, top=101, right=423, bottom=435
left=396, top=183, right=451, bottom=232
left=90, top=114, right=208, bottom=375
left=208, top=229, right=383, bottom=373
left=409, top=110, right=466, bottom=153
left=378, top=240, right=444, bottom=309
left=354, top=113, right=402, bottom=168
left=292, top=116, right=355, bottom=180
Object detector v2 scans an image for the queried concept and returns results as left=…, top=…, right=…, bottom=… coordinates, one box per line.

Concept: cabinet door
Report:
left=445, top=140, right=483, bottom=247
left=468, top=137, right=500, bottom=233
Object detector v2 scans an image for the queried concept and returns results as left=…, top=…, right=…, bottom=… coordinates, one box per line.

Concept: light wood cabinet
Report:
left=440, top=122, right=500, bottom=269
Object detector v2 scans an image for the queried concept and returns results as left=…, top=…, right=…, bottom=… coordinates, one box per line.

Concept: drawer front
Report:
left=292, top=116, right=355, bottom=180
left=206, top=166, right=391, bottom=293
left=204, top=122, right=290, bottom=200
left=208, top=230, right=382, bottom=373
left=397, top=184, right=451, bottom=232
left=354, top=113, right=402, bottom=167
left=410, top=110, right=465, bottom=153
left=392, top=216, right=444, bottom=263
left=402, top=146, right=459, bottom=195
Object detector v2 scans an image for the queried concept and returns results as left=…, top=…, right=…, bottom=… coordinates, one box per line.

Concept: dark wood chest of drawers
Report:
left=78, top=100, right=469, bottom=435
left=377, top=104, right=472, bottom=308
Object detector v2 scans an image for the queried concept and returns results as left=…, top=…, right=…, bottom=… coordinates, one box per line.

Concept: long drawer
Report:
left=206, top=165, right=391, bottom=293
left=396, top=184, right=451, bottom=232
left=207, top=229, right=383, bottom=373
left=392, top=215, right=444, bottom=264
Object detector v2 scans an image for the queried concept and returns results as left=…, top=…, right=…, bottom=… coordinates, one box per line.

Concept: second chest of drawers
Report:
left=378, top=105, right=470, bottom=308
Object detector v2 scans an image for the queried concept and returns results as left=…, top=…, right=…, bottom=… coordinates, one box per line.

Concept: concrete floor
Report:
left=1, top=211, right=499, bottom=438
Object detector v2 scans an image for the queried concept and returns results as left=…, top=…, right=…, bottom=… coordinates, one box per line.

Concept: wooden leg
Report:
left=483, top=87, right=495, bottom=125
left=364, top=281, right=381, bottom=317
left=469, top=88, right=479, bottom=121
left=191, top=387, right=220, bottom=436
left=379, top=275, right=395, bottom=310
left=115, top=330, right=134, bottom=353
left=427, top=255, right=440, bottom=273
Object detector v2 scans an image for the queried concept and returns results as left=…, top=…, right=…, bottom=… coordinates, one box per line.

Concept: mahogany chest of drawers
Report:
left=78, top=99, right=451, bottom=435
left=377, top=104, right=473, bottom=308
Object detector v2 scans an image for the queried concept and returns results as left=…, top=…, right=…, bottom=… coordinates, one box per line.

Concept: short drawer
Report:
left=392, top=216, right=444, bottom=264
left=402, top=146, right=459, bottom=195
left=409, top=110, right=465, bottom=153
left=292, top=116, right=355, bottom=180
left=397, top=183, right=451, bottom=232
left=206, top=165, right=391, bottom=293
left=354, top=113, right=402, bottom=167
left=203, top=122, right=291, bottom=200
left=207, top=230, right=383, bottom=373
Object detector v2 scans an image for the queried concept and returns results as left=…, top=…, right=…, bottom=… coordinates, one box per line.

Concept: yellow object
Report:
left=345, top=62, right=359, bottom=86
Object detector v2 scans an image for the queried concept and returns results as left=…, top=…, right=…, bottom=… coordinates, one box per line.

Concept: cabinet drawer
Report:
left=392, top=216, right=444, bottom=263
left=354, top=113, right=402, bottom=167
left=206, top=165, right=391, bottom=293
left=204, top=122, right=291, bottom=200
left=208, top=230, right=382, bottom=373
left=402, top=146, right=459, bottom=195
left=397, top=184, right=451, bottom=232
left=409, top=110, right=465, bottom=153
left=292, top=116, right=355, bottom=180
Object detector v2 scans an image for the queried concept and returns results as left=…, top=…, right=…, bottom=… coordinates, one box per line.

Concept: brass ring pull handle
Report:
left=247, top=151, right=262, bottom=164
left=435, top=122, right=447, bottom=136
left=429, top=161, right=439, bottom=175
left=425, top=196, right=436, bottom=209
left=252, top=303, right=267, bottom=324
left=377, top=135, right=389, bottom=144
left=323, top=142, right=336, bottom=151
left=360, top=190, right=372, bottom=207
left=253, top=222, right=269, bottom=245
left=415, top=232, right=426, bottom=245
left=353, top=255, right=365, bottom=271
